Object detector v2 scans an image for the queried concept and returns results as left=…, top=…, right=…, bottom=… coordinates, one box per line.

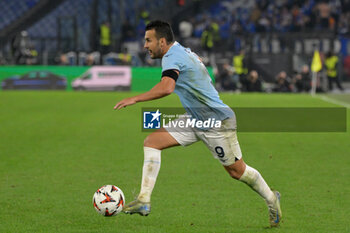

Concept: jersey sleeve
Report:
left=161, top=52, right=183, bottom=73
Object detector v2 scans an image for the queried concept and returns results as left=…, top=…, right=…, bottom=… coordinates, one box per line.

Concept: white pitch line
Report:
left=314, top=95, right=350, bottom=109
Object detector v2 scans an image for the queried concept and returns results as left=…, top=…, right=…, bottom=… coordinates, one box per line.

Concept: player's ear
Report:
left=160, top=38, right=166, bottom=47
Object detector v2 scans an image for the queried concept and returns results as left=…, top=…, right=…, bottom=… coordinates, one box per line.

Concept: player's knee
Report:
left=224, top=160, right=246, bottom=180
left=228, top=170, right=241, bottom=180
left=143, top=135, right=152, bottom=147
left=143, top=134, right=159, bottom=148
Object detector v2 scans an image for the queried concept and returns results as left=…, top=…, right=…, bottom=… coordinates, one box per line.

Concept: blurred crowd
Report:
left=83, top=0, right=350, bottom=66
left=183, top=0, right=350, bottom=41
left=116, top=0, right=350, bottom=46
left=2, top=0, right=349, bottom=92
left=9, top=30, right=38, bottom=65
left=216, top=50, right=345, bottom=93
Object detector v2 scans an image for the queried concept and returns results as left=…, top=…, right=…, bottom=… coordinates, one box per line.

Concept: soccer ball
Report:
left=93, top=185, right=125, bottom=217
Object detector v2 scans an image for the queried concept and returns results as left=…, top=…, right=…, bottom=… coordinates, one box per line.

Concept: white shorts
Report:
left=164, top=115, right=242, bottom=166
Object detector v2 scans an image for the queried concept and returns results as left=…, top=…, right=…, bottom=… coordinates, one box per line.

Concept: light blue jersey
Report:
left=162, top=42, right=234, bottom=122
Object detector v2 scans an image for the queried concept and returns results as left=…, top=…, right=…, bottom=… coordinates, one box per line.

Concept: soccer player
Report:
left=114, top=20, right=282, bottom=227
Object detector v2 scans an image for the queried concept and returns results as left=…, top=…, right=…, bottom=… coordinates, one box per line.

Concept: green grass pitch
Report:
left=0, top=91, right=349, bottom=233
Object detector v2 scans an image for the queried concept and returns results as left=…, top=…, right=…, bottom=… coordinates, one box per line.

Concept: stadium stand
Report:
left=0, top=0, right=40, bottom=30
left=0, top=0, right=349, bottom=92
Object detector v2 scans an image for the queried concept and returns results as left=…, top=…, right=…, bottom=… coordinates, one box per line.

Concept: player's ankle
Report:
left=138, top=193, right=151, bottom=203
left=265, top=191, right=276, bottom=205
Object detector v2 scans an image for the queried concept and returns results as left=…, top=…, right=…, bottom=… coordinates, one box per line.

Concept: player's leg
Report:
left=232, top=160, right=281, bottom=227
left=124, top=115, right=199, bottom=216
left=201, top=129, right=276, bottom=202
left=123, top=128, right=179, bottom=215
left=199, top=122, right=281, bottom=227
left=224, top=159, right=276, bottom=204
left=222, top=143, right=282, bottom=227
left=138, top=128, right=180, bottom=203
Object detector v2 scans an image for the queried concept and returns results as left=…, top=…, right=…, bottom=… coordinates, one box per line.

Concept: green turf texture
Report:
left=0, top=92, right=349, bottom=233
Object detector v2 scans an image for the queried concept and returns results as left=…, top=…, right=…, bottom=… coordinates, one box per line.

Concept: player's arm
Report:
left=114, top=70, right=178, bottom=110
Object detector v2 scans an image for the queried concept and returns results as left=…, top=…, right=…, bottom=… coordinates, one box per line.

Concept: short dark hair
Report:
left=145, top=20, right=174, bottom=44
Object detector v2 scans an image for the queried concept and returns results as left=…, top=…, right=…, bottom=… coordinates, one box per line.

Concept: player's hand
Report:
left=114, top=97, right=137, bottom=110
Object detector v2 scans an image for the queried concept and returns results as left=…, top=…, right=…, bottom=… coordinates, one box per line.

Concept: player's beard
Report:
left=151, top=42, right=162, bottom=59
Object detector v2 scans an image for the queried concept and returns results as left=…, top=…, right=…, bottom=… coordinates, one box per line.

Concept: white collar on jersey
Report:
left=164, top=41, right=178, bottom=57
left=169, top=41, right=178, bottom=50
